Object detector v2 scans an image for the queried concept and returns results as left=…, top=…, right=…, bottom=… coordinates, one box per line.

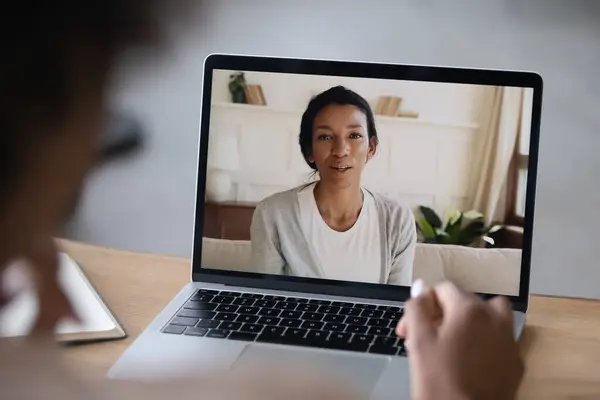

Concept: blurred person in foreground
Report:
left=0, top=2, right=524, bottom=399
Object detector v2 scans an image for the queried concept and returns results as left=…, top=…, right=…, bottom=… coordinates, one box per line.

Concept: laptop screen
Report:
left=201, top=66, right=536, bottom=298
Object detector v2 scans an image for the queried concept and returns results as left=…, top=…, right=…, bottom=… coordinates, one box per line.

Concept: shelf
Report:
left=212, top=101, right=299, bottom=114
left=211, top=101, right=479, bottom=130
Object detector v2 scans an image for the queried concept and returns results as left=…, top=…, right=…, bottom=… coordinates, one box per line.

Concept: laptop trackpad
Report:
left=231, top=343, right=389, bottom=394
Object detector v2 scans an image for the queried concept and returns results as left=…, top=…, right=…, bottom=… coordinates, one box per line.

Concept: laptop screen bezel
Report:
left=191, top=54, right=543, bottom=312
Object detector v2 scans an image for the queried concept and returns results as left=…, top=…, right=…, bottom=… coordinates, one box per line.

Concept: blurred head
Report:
left=299, top=86, right=378, bottom=190
left=0, top=2, right=170, bottom=258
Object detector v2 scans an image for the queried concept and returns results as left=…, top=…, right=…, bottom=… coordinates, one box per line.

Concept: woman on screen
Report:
left=250, top=86, right=416, bottom=285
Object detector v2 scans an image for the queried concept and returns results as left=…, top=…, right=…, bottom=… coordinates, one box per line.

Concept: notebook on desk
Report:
left=0, top=252, right=126, bottom=343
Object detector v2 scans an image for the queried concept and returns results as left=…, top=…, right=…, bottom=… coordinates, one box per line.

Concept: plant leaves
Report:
left=417, top=217, right=436, bottom=239
left=483, top=236, right=495, bottom=246
left=447, top=210, right=462, bottom=227
left=487, top=224, right=502, bottom=234
left=417, top=205, right=501, bottom=246
left=459, top=220, right=485, bottom=246
left=435, top=228, right=449, bottom=237
left=419, top=206, right=443, bottom=229
left=445, top=214, right=463, bottom=244
left=463, top=210, right=484, bottom=220
left=415, top=221, right=421, bottom=232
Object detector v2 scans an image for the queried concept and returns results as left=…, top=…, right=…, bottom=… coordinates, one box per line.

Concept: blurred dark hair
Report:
left=0, top=1, right=178, bottom=193
left=298, top=85, right=379, bottom=170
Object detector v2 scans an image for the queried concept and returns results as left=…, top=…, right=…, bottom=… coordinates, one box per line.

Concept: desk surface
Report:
left=59, top=240, right=600, bottom=399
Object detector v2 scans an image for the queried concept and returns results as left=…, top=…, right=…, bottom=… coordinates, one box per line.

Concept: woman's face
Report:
left=309, top=104, right=376, bottom=188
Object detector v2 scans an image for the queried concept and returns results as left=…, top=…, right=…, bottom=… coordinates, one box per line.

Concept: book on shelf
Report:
left=243, top=85, right=255, bottom=104
left=257, top=85, right=267, bottom=106
left=386, top=97, right=402, bottom=116
left=374, top=96, right=389, bottom=115
left=375, top=96, right=402, bottom=116
left=397, top=110, right=419, bottom=118
left=243, top=84, right=267, bottom=106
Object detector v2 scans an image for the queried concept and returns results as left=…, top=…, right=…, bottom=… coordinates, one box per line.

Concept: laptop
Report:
left=108, top=54, right=543, bottom=398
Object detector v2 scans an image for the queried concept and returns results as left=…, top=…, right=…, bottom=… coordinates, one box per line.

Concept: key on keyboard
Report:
left=212, top=296, right=234, bottom=304
left=309, top=299, right=331, bottom=305
left=280, top=318, right=302, bottom=328
left=302, top=312, right=324, bottom=321
left=184, top=327, right=207, bottom=336
left=258, top=308, right=281, bottom=317
left=318, top=306, right=341, bottom=314
left=219, top=322, right=242, bottom=331
left=238, top=306, right=260, bottom=315
left=207, top=329, right=229, bottom=339
left=196, top=289, right=219, bottom=296
left=323, top=314, right=346, bottom=323
left=263, top=295, right=286, bottom=301
left=346, top=325, right=368, bottom=334
left=301, top=321, right=324, bottom=330
left=237, top=315, right=259, bottom=324
left=170, top=317, right=198, bottom=326
left=197, top=319, right=220, bottom=329
left=258, top=316, right=281, bottom=325
left=177, top=309, right=215, bottom=319
left=339, top=307, right=361, bottom=316
left=240, top=324, right=263, bottom=333
left=214, top=313, right=237, bottom=322
left=233, top=298, right=256, bottom=306
left=280, top=310, right=302, bottom=319
left=229, top=331, right=258, bottom=341
left=332, top=301, right=353, bottom=307
left=275, top=302, right=297, bottom=310
left=184, top=301, right=217, bottom=311
left=216, top=304, right=238, bottom=313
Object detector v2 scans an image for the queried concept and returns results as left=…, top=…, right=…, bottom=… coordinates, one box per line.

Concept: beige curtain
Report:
left=467, top=86, right=524, bottom=225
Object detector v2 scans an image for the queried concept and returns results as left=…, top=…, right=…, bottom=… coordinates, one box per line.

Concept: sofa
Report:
left=200, top=238, right=522, bottom=296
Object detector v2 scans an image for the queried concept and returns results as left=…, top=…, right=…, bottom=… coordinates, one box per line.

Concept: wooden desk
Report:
left=58, top=240, right=600, bottom=398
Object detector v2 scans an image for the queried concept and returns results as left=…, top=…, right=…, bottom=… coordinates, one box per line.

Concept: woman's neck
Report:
left=313, top=181, right=363, bottom=228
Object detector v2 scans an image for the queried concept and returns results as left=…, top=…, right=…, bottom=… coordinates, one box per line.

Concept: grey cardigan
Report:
left=250, top=185, right=416, bottom=285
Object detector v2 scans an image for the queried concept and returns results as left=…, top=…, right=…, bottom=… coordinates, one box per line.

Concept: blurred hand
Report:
left=396, top=282, right=524, bottom=400
left=23, top=237, right=79, bottom=335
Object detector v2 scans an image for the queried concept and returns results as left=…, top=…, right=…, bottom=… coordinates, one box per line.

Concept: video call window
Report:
left=202, top=69, right=534, bottom=297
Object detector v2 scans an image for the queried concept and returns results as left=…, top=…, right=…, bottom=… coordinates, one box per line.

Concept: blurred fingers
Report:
left=398, top=280, right=445, bottom=339
left=488, top=295, right=514, bottom=330
left=396, top=316, right=407, bottom=338
left=403, top=286, right=439, bottom=345
left=25, top=238, right=79, bottom=336
left=433, top=281, right=473, bottom=313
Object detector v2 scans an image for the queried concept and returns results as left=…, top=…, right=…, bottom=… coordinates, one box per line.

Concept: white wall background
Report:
left=67, top=0, right=600, bottom=299
left=211, top=70, right=485, bottom=125
left=208, top=70, right=488, bottom=216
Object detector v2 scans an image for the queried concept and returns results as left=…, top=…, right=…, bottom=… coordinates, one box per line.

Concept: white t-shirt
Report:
left=298, top=183, right=382, bottom=284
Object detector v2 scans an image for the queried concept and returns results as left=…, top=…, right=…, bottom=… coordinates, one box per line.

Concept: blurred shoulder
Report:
left=255, top=183, right=313, bottom=214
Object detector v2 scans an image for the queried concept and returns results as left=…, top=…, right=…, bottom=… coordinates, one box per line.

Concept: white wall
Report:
left=208, top=70, right=489, bottom=216
left=70, top=0, right=600, bottom=299
left=211, top=70, right=485, bottom=126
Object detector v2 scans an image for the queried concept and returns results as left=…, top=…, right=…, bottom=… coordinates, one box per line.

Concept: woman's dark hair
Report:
left=298, top=85, right=379, bottom=170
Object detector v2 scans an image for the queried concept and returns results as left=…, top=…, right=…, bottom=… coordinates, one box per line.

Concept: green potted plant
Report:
left=415, top=205, right=502, bottom=247
left=228, top=72, right=247, bottom=104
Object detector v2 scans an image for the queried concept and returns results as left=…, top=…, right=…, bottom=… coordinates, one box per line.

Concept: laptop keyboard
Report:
left=161, top=289, right=407, bottom=357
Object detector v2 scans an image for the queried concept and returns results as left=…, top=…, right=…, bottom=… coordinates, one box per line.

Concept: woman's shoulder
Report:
left=255, top=183, right=312, bottom=212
